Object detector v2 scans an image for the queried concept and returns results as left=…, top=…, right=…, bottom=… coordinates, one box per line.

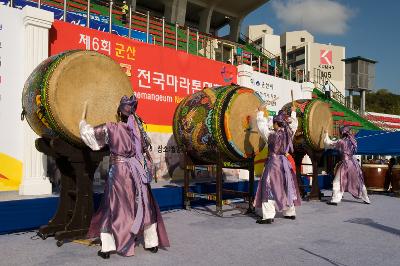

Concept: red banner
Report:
left=50, top=21, right=237, bottom=127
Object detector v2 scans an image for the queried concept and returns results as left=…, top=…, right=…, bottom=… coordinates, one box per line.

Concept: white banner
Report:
left=0, top=6, right=24, bottom=191
left=237, top=64, right=312, bottom=112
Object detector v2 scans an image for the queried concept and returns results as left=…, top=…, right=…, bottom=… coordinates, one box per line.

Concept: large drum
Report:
left=173, top=85, right=264, bottom=163
left=391, top=165, right=400, bottom=192
left=362, top=164, right=388, bottom=191
left=22, top=50, right=132, bottom=145
left=282, top=99, right=333, bottom=150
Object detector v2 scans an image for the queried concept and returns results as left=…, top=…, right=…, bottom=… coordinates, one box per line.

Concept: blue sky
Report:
left=240, top=0, right=400, bottom=94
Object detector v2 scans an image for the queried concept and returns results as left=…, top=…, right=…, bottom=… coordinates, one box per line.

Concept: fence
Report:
left=4, top=0, right=308, bottom=82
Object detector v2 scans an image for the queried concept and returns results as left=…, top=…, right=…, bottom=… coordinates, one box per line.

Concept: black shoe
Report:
left=284, top=216, right=296, bottom=220
left=97, top=250, right=110, bottom=259
left=256, top=218, right=274, bottom=224
left=145, top=246, right=158, bottom=253
left=326, top=202, right=338, bottom=206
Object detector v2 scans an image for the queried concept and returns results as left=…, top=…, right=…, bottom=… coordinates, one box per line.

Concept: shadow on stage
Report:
left=345, top=218, right=400, bottom=237
left=298, top=247, right=348, bottom=266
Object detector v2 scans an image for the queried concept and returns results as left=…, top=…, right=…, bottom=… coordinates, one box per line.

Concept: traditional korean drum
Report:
left=391, top=165, right=400, bottom=192
left=362, top=164, right=388, bottom=191
left=22, top=50, right=132, bottom=145
left=173, top=85, right=264, bottom=163
left=282, top=99, right=333, bottom=150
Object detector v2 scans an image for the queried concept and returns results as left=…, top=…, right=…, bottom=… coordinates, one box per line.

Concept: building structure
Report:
left=343, top=56, right=377, bottom=115
left=246, top=24, right=346, bottom=95
left=128, top=0, right=269, bottom=41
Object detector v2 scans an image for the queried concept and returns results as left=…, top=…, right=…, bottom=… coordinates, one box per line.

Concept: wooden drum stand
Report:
left=35, top=137, right=107, bottom=247
left=183, top=151, right=255, bottom=217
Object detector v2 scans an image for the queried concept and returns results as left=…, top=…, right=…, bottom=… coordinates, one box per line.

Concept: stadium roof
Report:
left=342, top=56, right=378, bottom=64
left=135, top=0, right=269, bottom=32
left=187, top=0, right=269, bottom=30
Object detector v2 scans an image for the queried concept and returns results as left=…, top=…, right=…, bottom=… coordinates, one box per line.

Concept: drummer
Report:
left=323, top=126, right=370, bottom=205
left=79, top=95, right=170, bottom=258
left=253, top=104, right=301, bottom=224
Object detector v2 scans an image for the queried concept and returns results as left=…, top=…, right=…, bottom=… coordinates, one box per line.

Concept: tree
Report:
left=348, top=89, right=400, bottom=115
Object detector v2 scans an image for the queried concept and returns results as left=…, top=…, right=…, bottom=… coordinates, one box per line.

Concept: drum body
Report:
left=282, top=99, right=333, bottom=151
left=22, top=50, right=132, bottom=145
left=391, top=165, right=400, bottom=192
left=362, top=164, right=388, bottom=191
left=173, top=85, right=264, bottom=163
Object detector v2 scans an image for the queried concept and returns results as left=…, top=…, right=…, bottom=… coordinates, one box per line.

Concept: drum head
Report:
left=44, top=50, right=132, bottom=144
left=304, top=100, right=333, bottom=150
left=224, top=88, right=264, bottom=158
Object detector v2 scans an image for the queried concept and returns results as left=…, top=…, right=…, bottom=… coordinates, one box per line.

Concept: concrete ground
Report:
left=1, top=191, right=400, bottom=266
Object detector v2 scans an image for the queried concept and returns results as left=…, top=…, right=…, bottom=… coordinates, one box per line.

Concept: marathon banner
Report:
left=50, top=21, right=237, bottom=181
left=50, top=21, right=237, bottom=127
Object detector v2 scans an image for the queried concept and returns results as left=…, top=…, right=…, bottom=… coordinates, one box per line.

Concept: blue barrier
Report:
left=0, top=178, right=333, bottom=234
left=301, top=175, right=333, bottom=192
left=0, top=186, right=182, bottom=234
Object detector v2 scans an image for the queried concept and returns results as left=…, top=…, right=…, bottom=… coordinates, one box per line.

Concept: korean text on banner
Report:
left=50, top=21, right=237, bottom=128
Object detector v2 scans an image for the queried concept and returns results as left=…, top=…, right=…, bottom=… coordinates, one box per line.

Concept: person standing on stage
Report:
left=254, top=105, right=301, bottom=224
left=324, top=126, right=370, bottom=205
left=79, top=95, right=169, bottom=259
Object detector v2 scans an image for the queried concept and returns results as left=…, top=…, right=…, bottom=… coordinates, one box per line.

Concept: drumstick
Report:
left=81, top=101, right=88, bottom=120
left=291, top=90, right=294, bottom=107
left=319, top=127, right=325, bottom=147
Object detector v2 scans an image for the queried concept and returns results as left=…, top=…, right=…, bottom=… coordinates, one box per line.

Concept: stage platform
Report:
left=0, top=175, right=332, bottom=234
left=1, top=192, right=400, bottom=266
left=0, top=178, right=252, bottom=234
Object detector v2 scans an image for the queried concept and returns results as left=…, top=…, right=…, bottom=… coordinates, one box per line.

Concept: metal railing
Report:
left=239, top=32, right=277, bottom=59
left=313, top=68, right=346, bottom=105
left=239, top=32, right=300, bottom=79
left=6, top=0, right=304, bottom=82
left=312, top=68, right=389, bottom=130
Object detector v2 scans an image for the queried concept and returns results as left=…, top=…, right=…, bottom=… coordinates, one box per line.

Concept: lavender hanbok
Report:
left=79, top=115, right=169, bottom=256
left=324, top=127, right=370, bottom=204
left=254, top=111, right=301, bottom=220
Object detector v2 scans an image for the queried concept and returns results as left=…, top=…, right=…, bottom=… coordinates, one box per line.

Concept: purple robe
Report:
left=87, top=121, right=169, bottom=256
left=254, top=128, right=301, bottom=211
left=330, top=137, right=365, bottom=198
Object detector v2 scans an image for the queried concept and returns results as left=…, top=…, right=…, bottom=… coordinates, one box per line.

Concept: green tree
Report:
left=349, top=89, right=400, bottom=115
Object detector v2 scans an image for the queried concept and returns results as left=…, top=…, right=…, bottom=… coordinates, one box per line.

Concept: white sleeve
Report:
left=323, top=132, right=338, bottom=149
left=256, top=111, right=271, bottom=142
left=288, top=111, right=298, bottom=135
left=79, top=120, right=101, bottom=151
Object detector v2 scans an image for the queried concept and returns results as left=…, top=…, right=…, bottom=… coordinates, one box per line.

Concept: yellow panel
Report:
left=145, top=124, right=173, bottom=133
left=0, top=153, right=23, bottom=191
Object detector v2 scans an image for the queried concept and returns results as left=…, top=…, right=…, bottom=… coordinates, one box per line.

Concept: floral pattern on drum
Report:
left=22, top=51, right=72, bottom=138
left=173, top=85, right=264, bottom=163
